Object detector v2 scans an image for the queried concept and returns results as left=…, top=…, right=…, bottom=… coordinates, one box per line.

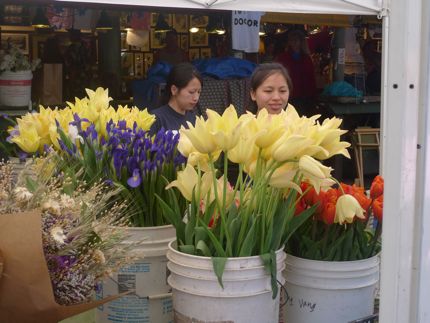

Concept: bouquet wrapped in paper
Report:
left=0, top=158, right=136, bottom=322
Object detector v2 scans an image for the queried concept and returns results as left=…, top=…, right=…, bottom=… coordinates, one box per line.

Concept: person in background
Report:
left=64, top=29, right=92, bottom=101
left=150, top=62, right=202, bottom=134
left=42, top=37, right=63, bottom=64
left=362, top=40, right=381, bottom=95
left=261, top=39, right=276, bottom=63
left=276, top=30, right=317, bottom=116
left=249, top=62, right=293, bottom=115
left=154, top=29, right=188, bottom=66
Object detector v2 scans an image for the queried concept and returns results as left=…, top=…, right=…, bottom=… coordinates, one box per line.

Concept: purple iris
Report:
left=127, top=168, right=141, bottom=188
left=69, top=113, right=90, bottom=132
left=6, top=127, right=19, bottom=143
left=58, top=139, right=74, bottom=156
left=18, top=151, right=28, bottom=162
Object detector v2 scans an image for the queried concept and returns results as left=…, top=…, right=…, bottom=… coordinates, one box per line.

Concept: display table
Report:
left=0, top=107, right=31, bottom=116
left=327, top=101, right=380, bottom=115
left=318, top=97, right=381, bottom=186
left=319, top=96, right=380, bottom=129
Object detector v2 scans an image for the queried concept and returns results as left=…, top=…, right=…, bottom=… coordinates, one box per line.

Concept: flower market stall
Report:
left=0, top=0, right=429, bottom=322
left=58, top=0, right=430, bottom=321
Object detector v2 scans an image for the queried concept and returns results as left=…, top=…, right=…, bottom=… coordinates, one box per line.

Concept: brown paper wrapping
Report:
left=0, top=211, right=126, bottom=323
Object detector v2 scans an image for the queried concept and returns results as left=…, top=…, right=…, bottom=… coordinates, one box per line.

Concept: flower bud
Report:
left=334, top=194, right=365, bottom=224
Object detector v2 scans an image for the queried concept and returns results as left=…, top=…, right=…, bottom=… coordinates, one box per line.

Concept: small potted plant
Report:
left=282, top=175, right=384, bottom=323
left=158, top=105, right=352, bottom=322
left=0, top=44, right=40, bottom=107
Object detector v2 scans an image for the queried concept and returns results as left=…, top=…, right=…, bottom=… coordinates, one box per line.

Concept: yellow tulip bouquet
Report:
left=6, top=87, right=155, bottom=157
left=158, top=105, right=351, bottom=294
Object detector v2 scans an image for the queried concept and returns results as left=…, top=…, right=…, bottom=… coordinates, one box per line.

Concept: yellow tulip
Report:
left=135, top=108, right=156, bottom=131
left=96, top=108, right=114, bottom=138
left=166, top=164, right=197, bottom=201
left=69, top=97, right=89, bottom=117
left=180, top=117, right=218, bottom=154
left=85, top=87, right=112, bottom=113
left=177, top=133, right=195, bottom=157
left=228, top=130, right=258, bottom=164
left=208, top=175, right=236, bottom=208
left=253, top=110, right=285, bottom=149
left=284, top=103, right=301, bottom=121
left=312, top=117, right=351, bottom=160
left=268, top=163, right=301, bottom=191
left=298, top=155, right=333, bottom=193
left=56, top=108, right=73, bottom=131
left=334, top=194, right=365, bottom=224
left=243, top=159, right=257, bottom=178
left=207, top=105, right=242, bottom=151
left=178, top=131, right=219, bottom=172
left=299, top=155, right=332, bottom=179
left=314, top=140, right=351, bottom=160
left=49, top=123, right=60, bottom=150
left=11, top=124, right=40, bottom=153
left=271, top=134, right=313, bottom=162
left=46, top=108, right=74, bottom=150
left=166, top=164, right=212, bottom=201
left=188, top=151, right=212, bottom=173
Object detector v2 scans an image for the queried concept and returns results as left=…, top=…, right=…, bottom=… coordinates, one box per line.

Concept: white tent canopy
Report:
left=57, top=0, right=382, bottom=15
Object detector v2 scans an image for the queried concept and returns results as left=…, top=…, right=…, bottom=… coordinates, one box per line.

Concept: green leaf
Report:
left=212, top=257, right=227, bottom=288
left=196, top=240, right=211, bottom=257
left=260, top=251, right=279, bottom=299
left=229, top=217, right=241, bottom=255
left=196, top=218, right=226, bottom=257
left=342, top=226, right=354, bottom=261
left=194, top=226, right=208, bottom=244
left=185, top=214, right=195, bottom=245
left=239, top=217, right=258, bottom=257
left=155, top=194, right=181, bottom=228
left=203, top=200, right=217, bottom=225
left=178, top=244, right=195, bottom=255
left=281, top=205, right=316, bottom=248
left=324, top=231, right=346, bottom=261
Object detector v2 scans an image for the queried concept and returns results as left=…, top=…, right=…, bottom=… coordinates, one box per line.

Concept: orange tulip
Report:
left=301, top=182, right=316, bottom=206
left=321, top=202, right=336, bottom=224
left=370, top=175, right=384, bottom=199
left=294, top=197, right=307, bottom=216
left=341, top=183, right=371, bottom=213
left=373, top=195, right=383, bottom=222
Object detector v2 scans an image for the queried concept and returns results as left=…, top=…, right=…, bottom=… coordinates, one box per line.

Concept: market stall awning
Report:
left=261, top=13, right=381, bottom=27
left=55, top=0, right=382, bottom=15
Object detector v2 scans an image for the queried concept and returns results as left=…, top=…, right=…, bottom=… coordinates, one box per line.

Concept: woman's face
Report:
left=171, top=77, right=202, bottom=113
left=251, top=72, right=290, bottom=115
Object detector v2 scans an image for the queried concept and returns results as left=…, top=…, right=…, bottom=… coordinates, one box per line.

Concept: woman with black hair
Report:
left=249, top=62, right=293, bottom=115
left=150, top=62, right=202, bottom=134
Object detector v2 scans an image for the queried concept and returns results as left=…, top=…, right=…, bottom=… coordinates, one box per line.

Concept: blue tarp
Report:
left=322, top=81, right=363, bottom=98
left=132, top=57, right=256, bottom=109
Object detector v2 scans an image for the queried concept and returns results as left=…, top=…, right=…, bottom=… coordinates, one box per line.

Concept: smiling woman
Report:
left=249, top=62, right=293, bottom=114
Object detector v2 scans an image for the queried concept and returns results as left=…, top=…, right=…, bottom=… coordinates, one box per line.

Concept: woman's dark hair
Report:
left=250, top=62, right=293, bottom=92
left=162, top=62, right=203, bottom=104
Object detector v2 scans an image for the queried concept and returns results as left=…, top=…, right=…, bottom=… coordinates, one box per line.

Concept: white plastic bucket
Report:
left=281, top=254, right=379, bottom=323
left=167, top=241, right=286, bottom=323
left=96, top=225, right=175, bottom=323
left=0, top=71, right=32, bottom=107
